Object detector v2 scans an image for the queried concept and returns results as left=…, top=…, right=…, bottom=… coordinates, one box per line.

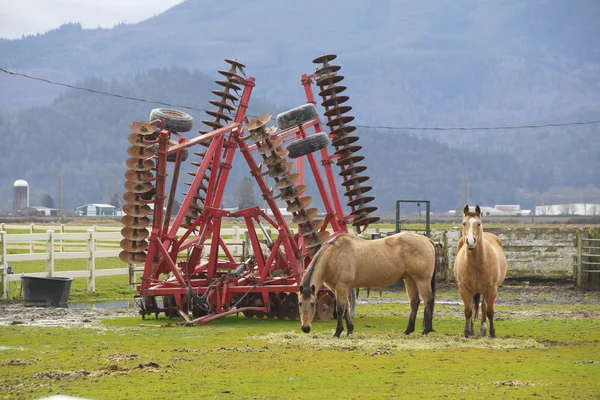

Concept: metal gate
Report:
left=577, top=231, right=600, bottom=289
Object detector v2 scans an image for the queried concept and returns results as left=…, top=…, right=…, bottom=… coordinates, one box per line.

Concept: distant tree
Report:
left=40, top=193, right=54, bottom=208
left=109, top=193, right=121, bottom=208
left=237, top=177, right=257, bottom=210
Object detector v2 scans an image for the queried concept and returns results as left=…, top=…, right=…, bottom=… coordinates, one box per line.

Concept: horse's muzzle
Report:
left=301, top=326, right=311, bottom=334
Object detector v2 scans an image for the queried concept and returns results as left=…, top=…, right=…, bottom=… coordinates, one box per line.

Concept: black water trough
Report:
left=21, top=276, right=74, bottom=306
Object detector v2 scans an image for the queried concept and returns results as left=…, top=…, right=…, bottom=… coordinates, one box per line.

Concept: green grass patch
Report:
left=1, top=303, right=599, bottom=399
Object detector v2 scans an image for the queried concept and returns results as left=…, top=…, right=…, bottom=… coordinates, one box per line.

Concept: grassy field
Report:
left=1, top=294, right=599, bottom=399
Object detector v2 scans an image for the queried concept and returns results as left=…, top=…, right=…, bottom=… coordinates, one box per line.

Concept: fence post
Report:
left=0, top=223, right=4, bottom=232
left=30, top=223, right=35, bottom=254
left=46, top=230, right=54, bottom=277
left=128, top=263, right=135, bottom=290
left=1, top=231, right=6, bottom=299
left=577, top=229, right=583, bottom=287
left=233, top=226, right=240, bottom=259
left=87, top=229, right=96, bottom=293
left=60, top=224, right=65, bottom=253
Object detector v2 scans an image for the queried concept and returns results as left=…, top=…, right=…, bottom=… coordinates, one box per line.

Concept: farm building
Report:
left=495, top=204, right=521, bottom=215
left=75, top=204, right=116, bottom=216
left=535, top=203, right=600, bottom=216
left=30, top=206, right=59, bottom=216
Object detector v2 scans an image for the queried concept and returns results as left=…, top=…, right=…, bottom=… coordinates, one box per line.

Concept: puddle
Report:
left=69, top=299, right=136, bottom=309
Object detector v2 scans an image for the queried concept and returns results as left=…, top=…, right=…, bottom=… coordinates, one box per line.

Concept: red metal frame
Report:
left=135, top=69, right=359, bottom=324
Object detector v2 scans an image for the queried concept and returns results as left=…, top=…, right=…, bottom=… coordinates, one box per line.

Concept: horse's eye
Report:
left=462, top=222, right=466, bottom=226
left=298, top=302, right=303, bottom=306
left=310, top=302, right=315, bottom=307
left=477, top=223, right=481, bottom=227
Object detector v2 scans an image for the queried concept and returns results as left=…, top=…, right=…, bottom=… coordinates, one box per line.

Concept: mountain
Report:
left=1, top=0, right=599, bottom=127
left=1, top=0, right=599, bottom=214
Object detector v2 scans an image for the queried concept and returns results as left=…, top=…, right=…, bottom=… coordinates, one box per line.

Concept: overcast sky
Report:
left=0, top=0, right=183, bottom=39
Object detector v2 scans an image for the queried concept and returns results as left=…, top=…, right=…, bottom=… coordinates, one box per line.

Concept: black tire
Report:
left=286, top=133, right=329, bottom=158
left=149, top=108, right=194, bottom=133
left=276, top=104, right=318, bottom=131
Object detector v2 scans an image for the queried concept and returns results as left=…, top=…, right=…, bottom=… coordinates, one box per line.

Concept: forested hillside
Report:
left=1, top=0, right=599, bottom=213
left=1, top=68, right=598, bottom=213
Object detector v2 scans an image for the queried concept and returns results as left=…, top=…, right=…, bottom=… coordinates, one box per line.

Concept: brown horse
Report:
left=454, top=205, right=507, bottom=338
left=298, top=232, right=437, bottom=338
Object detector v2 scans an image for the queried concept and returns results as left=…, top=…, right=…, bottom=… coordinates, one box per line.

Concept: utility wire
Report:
left=2, top=67, right=599, bottom=131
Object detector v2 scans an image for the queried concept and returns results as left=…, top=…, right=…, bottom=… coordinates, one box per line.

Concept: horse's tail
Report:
left=473, top=293, right=480, bottom=321
left=431, top=240, right=440, bottom=298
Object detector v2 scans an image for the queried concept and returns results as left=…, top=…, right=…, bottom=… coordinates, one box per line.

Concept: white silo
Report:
left=13, top=179, right=29, bottom=211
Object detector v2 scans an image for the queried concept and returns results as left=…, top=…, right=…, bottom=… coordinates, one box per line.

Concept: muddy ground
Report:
left=1, top=282, right=599, bottom=328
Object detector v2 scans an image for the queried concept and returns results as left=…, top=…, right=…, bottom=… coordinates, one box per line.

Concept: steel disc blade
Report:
left=322, top=95, right=349, bottom=108
left=315, top=64, right=341, bottom=77
left=242, top=310, right=255, bottom=318
left=312, top=54, right=338, bottom=64
left=324, top=105, right=352, bottom=118
left=277, top=293, right=288, bottom=319
left=351, top=206, right=378, bottom=216
left=129, top=121, right=158, bottom=136
left=225, top=58, right=247, bottom=69
left=206, top=110, right=233, bottom=122
left=257, top=137, right=283, bottom=154
left=337, top=155, right=365, bottom=167
left=286, top=197, right=313, bottom=213
left=348, top=196, right=375, bottom=208
left=120, top=239, right=149, bottom=253
left=122, top=203, right=152, bottom=217
left=247, top=115, right=272, bottom=131
left=120, top=227, right=150, bottom=241
left=326, top=115, right=355, bottom=128
left=127, top=145, right=155, bottom=159
left=126, top=157, right=155, bottom=171
left=209, top=98, right=237, bottom=110
left=119, top=250, right=147, bottom=264
left=202, top=120, right=224, bottom=130
left=319, top=85, right=347, bottom=97
left=304, top=231, right=330, bottom=249
left=121, top=215, right=151, bottom=229
left=341, top=175, right=369, bottom=187
left=318, top=75, right=344, bottom=87
left=291, top=208, right=319, bottom=224
left=317, top=293, right=335, bottom=321
left=211, top=90, right=238, bottom=102
left=334, top=145, right=362, bottom=156
left=123, top=191, right=147, bottom=205
left=339, top=164, right=367, bottom=177
left=124, top=170, right=154, bottom=184
left=264, top=150, right=289, bottom=166
left=124, top=180, right=153, bottom=194
left=345, top=185, right=373, bottom=197
left=280, top=184, right=307, bottom=201
left=275, top=173, right=300, bottom=190
left=266, top=293, right=280, bottom=319
left=268, top=162, right=295, bottom=178
left=298, top=219, right=325, bottom=237
left=353, top=215, right=381, bottom=227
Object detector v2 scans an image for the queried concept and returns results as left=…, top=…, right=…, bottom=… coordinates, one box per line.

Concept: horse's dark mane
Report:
left=300, top=235, right=344, bottom=299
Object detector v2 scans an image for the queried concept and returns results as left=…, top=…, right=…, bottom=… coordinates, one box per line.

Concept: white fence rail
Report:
left=0, top=227, right=247, bottom=299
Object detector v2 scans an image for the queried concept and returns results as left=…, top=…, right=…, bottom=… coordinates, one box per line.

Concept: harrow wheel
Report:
left=149, top=108, right=194, bottom=133
left=284, top=292, right=299, bottom=320
left=316, top=292, right=335, bottom=321
left=162, top=295, right=180, bottom=318
left=276, top=293, right=288, bottom=319
left=266, top=293, right=280, bottom=319
left=286, top=133, right=329, bottom=159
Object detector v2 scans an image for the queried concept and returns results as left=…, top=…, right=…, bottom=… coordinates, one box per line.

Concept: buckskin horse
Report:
left=298, top=232, right=437, bottom=338
left=454, top=205, right=507, bottom=338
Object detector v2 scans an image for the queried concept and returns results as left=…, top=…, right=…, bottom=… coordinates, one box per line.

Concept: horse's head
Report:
left=462, top=205, right=482, bottom=250
left=298, top=284, right=317, bottom=333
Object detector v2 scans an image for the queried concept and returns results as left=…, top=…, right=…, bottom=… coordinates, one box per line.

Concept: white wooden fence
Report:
left=0, top=226, right=246, bottom=299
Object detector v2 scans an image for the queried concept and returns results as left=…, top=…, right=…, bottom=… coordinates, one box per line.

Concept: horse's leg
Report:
left=334, top=286, right=350, bottom=338
left=416, top=277, right=435, bottom=335
left=484, top=289, right=498, bottom=338
left=459, top=287, right=474, bottom=338
left=479, top=295, right=488, bottom=337
left=403, top=276, right=420, bottom=335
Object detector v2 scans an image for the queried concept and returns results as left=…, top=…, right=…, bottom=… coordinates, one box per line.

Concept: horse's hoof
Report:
left=334, top=331, right=342, bottom=338
left=347, top=331, right=353, bottom=336
left=480, top=330, right=487, bottom=337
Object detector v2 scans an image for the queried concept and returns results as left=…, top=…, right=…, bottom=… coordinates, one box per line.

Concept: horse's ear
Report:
left=475, top=205, right=481, bottom=216
left=310, top=285, right=316, bottom=295
left=463, top=205, right=469, bottom=215
left=299, top=285, right=303, bottom=294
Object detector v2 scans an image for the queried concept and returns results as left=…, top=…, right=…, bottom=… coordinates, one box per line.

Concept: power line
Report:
left=0, top=68, right=209, bottom=112
left=2, top=67, right=599, bottom=131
